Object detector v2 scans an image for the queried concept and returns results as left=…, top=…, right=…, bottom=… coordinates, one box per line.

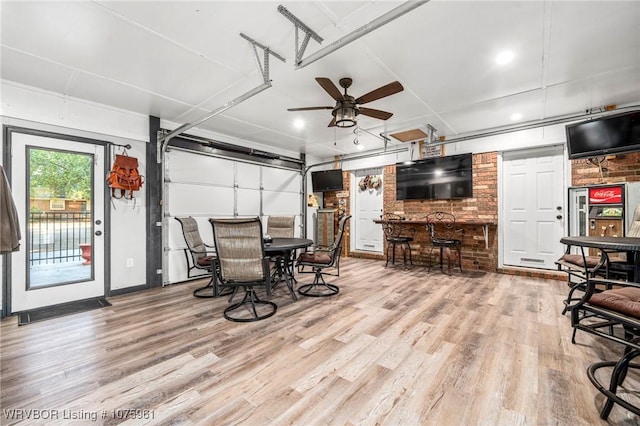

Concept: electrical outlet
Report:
left=126, top=258, right=134, bottom=267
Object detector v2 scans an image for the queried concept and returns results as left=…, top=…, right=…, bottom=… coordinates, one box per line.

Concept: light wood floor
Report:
left=2, top=258, right=640, bottom=425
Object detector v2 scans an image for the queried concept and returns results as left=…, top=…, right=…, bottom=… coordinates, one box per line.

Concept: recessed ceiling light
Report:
left=496, top=50, right=514, bottom=65
left=510, top=112, right=523, bottom=121
left=356, top=144, right=364, bottom=151
left=293, top=119, right=305, bottom=130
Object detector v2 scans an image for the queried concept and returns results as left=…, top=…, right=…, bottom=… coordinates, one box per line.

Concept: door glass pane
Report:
left=27, top=147, right=94, bottom=288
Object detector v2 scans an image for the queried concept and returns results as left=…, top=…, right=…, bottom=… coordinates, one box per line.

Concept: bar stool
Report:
left=426, top=211, right=464, bottom=274
left=569, top=279, right=640, bottom=419
left=382, top=213, right=415, bottom=268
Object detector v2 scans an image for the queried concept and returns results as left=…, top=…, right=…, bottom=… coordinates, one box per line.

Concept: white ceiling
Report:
left=2, top=1, right=639, bottom=159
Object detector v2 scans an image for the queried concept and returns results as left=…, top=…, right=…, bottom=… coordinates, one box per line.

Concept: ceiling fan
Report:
left=287, top=77, right=404, bottom=128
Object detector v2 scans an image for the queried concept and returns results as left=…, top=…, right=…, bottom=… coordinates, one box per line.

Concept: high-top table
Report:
left=560, top=236, right=640, bottom=283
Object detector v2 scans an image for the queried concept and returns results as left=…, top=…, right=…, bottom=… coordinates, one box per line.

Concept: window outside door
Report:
left=8, top=130, right=106, bottom=313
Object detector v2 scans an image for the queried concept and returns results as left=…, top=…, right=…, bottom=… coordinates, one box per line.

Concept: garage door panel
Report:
left=168, top=150, right=234, bottom=185
left=168, top=182, right=235, bottom=216
left=263, top=167, right=300, bottom=192
left=237, top=163, right=261, bottom=190
left=263, top=190, right=301, bottom=216
left=237, top=188, right=261, bottom=216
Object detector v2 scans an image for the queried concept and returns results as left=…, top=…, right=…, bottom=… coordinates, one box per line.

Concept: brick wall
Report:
left=342, top=153, right=500, bottom=272
left=570, top=153, right=640, bottom=186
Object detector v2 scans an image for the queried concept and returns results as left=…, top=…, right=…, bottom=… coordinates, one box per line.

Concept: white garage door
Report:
left=164, top=149, right=302, bottom=284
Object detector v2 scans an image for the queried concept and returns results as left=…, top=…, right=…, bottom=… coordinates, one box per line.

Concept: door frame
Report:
left=497, top=144, right=568, bottom=269
left=2, top=125, right=111, bottom=315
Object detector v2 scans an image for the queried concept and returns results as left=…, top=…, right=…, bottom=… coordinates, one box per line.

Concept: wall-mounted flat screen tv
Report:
left=396, top=153, right=473, bottom=200
left=311, top=169, right=344, bottom=192
left=566, top=110, right=640, bottom=159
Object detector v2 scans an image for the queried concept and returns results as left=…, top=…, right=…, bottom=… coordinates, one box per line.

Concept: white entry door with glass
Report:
left=8, top=130, right=106, bottom=313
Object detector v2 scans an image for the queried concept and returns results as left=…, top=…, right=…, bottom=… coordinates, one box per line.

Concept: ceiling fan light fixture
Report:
left=335, top=105, right=358, bottom=128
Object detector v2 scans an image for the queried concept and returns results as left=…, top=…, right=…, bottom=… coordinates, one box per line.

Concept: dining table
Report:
left=264, top=237, right=314, bottom=301
left=201, top=237, right=313, bottom=299
left=559, top=235, right=640, bottom=283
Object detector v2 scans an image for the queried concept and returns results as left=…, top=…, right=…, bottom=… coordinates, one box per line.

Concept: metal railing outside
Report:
left=29, top=212, right=92, bottom=265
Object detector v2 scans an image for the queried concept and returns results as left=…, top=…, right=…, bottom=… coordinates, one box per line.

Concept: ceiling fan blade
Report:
left=355, top=81, right=404, bottom=104
left=359, top=107, right=393, bottom=120
left=316, top=77, right=344, bottom=101
left=287, top=106, right=334, bottom=111
left=328, top=117, right=336, bottom=127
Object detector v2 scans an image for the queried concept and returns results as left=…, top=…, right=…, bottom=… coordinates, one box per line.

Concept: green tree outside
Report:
left=29, top=148, right=92, bottom=200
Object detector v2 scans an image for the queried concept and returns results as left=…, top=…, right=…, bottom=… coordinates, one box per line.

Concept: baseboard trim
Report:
left=109, top=284, right=149, bottom=297
left=498, top=266, right=566, bottom=281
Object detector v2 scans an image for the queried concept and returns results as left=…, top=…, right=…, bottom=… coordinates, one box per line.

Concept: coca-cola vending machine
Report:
left=568, top=182, right=640, bottom=242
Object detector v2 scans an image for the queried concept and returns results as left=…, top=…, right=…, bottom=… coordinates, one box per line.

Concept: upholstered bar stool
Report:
left=576, top=286, right=640, bottom=419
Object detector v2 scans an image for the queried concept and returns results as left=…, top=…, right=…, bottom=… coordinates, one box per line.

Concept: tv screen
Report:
left=396, top=153, right=473, bottom=200
left=566, top=110, right=640, bottom=159
left=311, top=169, right=344, bottom=192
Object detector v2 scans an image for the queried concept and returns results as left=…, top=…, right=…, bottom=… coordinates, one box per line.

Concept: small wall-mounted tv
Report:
left=311, top=169, right=344, bottom=192
left=396, top=153, right=473, bottom=200
left=566, top=110, right=640, bottom=159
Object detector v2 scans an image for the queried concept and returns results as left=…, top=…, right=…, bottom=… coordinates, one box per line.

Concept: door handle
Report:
left=556, top=215, right=563, bottom=220
left=95, top=230, right=102, bottom=236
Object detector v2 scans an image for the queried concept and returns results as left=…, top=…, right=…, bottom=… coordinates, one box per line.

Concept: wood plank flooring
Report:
left=2, top=258, right=640, bottom=425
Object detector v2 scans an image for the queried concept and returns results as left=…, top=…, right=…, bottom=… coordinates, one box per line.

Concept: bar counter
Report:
left=374, top=218, right=497, bottom=249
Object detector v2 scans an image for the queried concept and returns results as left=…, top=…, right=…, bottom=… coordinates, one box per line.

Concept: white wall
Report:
left=1, top=81, right=150, bottom=300
left=334, top=123, right=569, bottom=172
left=444, top=124, right=568, bottom=155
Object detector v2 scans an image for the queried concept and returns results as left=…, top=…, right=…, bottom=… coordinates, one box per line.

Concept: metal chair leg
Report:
left=223, top=285, right=277, bottom=322
left=298, top=267, right=339, bottom=297
left=587, top=349, right=640, bottom=420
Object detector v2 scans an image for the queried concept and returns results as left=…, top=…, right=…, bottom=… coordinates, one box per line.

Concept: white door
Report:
left=353, top=170, right=383, bottom=252
left=502, top=146, right=565, bottom=269
left=10, top=131, right=105, bottom=312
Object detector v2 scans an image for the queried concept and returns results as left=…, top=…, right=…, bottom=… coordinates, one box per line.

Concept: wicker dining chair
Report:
left=295, top=215, right=351, bottom=297
left=266, top=216, right=295, bottom=238
left=209, top=217, right=277, bottom=322
left=266, top=215, right=297, bottom=294
left=175, top=216, right=228, bottom=298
